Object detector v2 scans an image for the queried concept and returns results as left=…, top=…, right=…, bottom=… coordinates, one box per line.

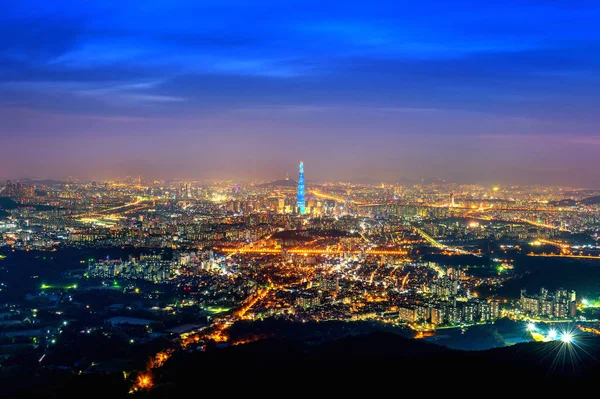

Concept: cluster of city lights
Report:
left=581, top=298, right=600, bottom=308
left=527, top=322, right=574, bottom=344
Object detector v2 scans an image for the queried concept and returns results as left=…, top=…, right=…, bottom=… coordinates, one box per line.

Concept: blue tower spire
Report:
left=297, top=161, right=306, bottom=214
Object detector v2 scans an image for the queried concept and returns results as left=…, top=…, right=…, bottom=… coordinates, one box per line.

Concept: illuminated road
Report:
left=90, top=199, right=148, bottom=215
left=217, top=247, right=408, bottom=256
left=234, top=287, right=270, bottom=319
left=517, top=218, right=566, bottom=231
left=122, top=204, right=151, bottom=214
left=401, top=273, right=410, bottom=290
left=534, top=238, right=572, bottom=254
left=412, top=227, right=470, bottom=256
left=536, top=238, right=570, bottom=248
left=72, top=199, right=150, bottom=218
left=310, top=190, right=353, bottom=203
left=578, top=325, right=600, bottom=336
left=182, top=286, right=271, bottom=345
left=357, top=203, right=585, bottom=214
left=369, top=263, right=383, bottom=285
left=413, top=228, right=445, bottom=249
left=310, top=189, right=369, bottom=205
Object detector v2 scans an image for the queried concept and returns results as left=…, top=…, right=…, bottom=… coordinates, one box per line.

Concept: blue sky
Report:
left=1, top=0, right=600, bottom=184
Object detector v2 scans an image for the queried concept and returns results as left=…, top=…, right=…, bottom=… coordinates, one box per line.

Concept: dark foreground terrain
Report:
left=3, top=330, right=599, bottom=398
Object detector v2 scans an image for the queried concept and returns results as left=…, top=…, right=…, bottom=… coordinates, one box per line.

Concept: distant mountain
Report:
left=550, top=195, right=600, bottom=206
left=5, top=325, right=600, bottom=397
left=550, top=199, right=577, bottom=206
left=581, top=195, right=600, bottom=205
left=151, top=331, right=600, bottom=394
left=258, top=179, right=297, bottom=187
left=17, top=179, right=67, bottom=185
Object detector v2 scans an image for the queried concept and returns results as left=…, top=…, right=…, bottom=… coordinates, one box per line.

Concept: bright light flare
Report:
left=527, top=322, right=536, bottom=331
left=561, top=332, right=574, bottom=344
left=548, top=329, right=557, bottom=340
left=136, top=373, right=153, bottom=390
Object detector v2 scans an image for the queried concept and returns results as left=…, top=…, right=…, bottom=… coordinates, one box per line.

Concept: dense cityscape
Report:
left=3, top=161, right=600, bottom=394
left=4, top=0, right=600, bottom=396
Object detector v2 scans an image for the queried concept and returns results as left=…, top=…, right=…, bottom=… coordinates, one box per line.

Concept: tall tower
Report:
left=297, top=161, right=306, bottom=214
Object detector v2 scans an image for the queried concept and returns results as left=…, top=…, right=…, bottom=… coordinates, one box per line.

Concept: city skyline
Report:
left=1, top=165, right=599, bottom=188
left=2, top=1, right=600, bottom=186
left=2, top=169, right=599, bottom=189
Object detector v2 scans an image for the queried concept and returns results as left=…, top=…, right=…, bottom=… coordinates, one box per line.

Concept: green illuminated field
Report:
left=205, top=306, right=231, bottom=315
left=40, top=283, right=78, bottom=290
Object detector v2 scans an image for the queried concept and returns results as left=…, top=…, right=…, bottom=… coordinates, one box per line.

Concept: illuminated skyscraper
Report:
left=297, top=161, right=306, bottom=214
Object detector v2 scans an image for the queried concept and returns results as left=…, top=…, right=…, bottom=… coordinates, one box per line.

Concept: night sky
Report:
left=2, top=1, right=600, bottom=185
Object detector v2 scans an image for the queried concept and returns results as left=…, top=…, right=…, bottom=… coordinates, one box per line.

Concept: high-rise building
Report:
left=398, top=306, right=417, bottom=323
left=430, top=307, right=444, bottom=325
left=490, top=300, right=500, bottom=320
left=1, top=180, right=33, bottom=197
left=297, top=161, right=305, bottom=214
left=520, top=287, right=577, bottom=319
left=2, top=180, right=16, bottom=197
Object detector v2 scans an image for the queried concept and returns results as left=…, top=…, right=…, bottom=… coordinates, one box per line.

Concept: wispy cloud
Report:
left=75, top=79, right=185, bottom=104
left=568, top=136, right=600, bottom=145
left=479, top=134, right=547, bottom=140
left=481, top=134, right=600, bottom=146
left=1, top=79, right=185, bottom=105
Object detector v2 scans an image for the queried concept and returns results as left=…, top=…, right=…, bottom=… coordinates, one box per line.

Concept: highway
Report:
left=72, top=199, right=150, bottom=218
left=413, top=227, right=445, bottom=249
left=412, top=227, right=470, bottom=255
left=516, top=218, right=567, bottom=231
left=536, top=238, right=569, bottom=247
left=310, top=189, right=354, bottom=203
left=217, top=247, right=408, bottom=256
